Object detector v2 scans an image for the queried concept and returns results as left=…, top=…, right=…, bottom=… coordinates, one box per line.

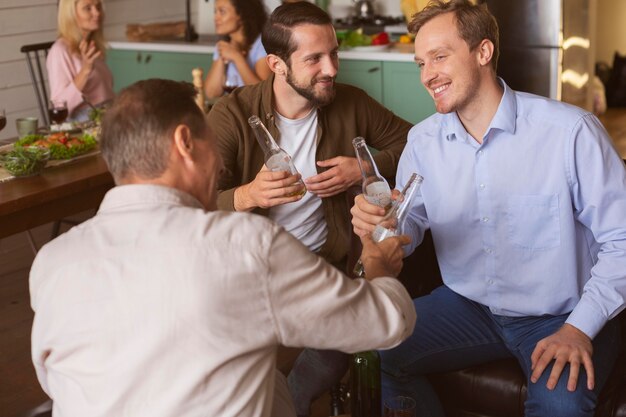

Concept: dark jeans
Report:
left=380, top=285, right=621, bottom=417
left=287, top=348, right=349, bottom=416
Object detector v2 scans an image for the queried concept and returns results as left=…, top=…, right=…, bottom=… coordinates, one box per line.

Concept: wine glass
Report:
left=0, top=109, right=6, bottom=132
left=223, top=63, right=238, bottom=95
left=48, top=100, right=68, bottom=129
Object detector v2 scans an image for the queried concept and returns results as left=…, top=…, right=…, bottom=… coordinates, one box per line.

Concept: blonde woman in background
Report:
left=204, top=0, right=271, bottom=98
left=47, top=0, right=114, bottom=121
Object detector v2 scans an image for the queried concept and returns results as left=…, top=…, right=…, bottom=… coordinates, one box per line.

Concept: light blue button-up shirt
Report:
left=398, top=79, right=626, bottom=339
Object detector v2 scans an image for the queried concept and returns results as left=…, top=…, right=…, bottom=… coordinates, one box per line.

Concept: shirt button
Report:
left=484, top=247, right=493, bottom=254
left=488, top=279, right=494, bottom=285
left=478, top=150, right=484, bottom=156
left=482, top=217, right=489, bottom=222
left=479, top=183, right=485, bottom=189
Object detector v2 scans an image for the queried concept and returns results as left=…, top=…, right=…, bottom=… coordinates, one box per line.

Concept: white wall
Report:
left=0, top=0, right=193, bottom=141
left=595, top=0, right=626, bottom=65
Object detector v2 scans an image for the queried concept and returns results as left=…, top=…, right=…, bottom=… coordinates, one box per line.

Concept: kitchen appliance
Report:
left=353, top=0, right=375, bottom=19
left=334, top=15, right=406, bottom=35
left=482, top=0, right=593, bottom=110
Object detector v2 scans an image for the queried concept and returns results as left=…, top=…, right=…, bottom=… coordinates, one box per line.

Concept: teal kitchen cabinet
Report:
left=382, top=61, right=435, bottom=125
left=336, top=59, right=383, bottom=103
left=107, top=49, right=212, bottom=93
left=337, top=58, right=435, bottom=125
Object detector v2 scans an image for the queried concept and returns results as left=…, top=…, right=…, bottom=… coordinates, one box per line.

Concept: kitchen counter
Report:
left=108, top=36, right=415, bottom=62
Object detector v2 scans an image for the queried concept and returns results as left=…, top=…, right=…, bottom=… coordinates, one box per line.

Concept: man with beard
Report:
left=351, top=1, right=626, bottom=416
left=207, top=2, right=411, bottom=415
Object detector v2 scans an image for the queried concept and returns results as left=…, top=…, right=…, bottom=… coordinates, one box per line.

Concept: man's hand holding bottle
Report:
left=234, top=166, right=305, bottom=211
left=359, top=232, right=411, bottom=280
left=351, top=189, right=402, bottom=237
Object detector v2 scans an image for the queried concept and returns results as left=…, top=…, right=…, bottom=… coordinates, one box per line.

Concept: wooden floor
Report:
left=1, top=108, right=624, bottom=417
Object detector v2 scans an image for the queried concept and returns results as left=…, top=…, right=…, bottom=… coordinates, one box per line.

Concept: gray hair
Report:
left=100, top=79, right=207, bottom=182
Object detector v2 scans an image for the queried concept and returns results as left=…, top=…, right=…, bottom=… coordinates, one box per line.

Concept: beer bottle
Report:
left=350, top=350, right=381, bottom=417
left=353, top=173, right=423, bottom=277
left=353, top=137, right=392, bottom=209
left=248, top=115, right=306, bottom=197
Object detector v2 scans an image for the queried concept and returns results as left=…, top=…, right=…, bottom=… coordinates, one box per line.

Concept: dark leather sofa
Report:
left=396, top=230, right=626, bottom=417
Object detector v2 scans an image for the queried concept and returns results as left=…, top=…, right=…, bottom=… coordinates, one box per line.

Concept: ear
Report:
left=477, top=39, right=495, bottom=68
left=172, top=124, right=194, bottom=163
left=267, top=54, right=287, bottom=77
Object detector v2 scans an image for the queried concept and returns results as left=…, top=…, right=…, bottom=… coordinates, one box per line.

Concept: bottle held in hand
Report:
left=353, top=173, right=423, bottom=278
left=353, top=136, right=392, bottom=210
left=248, top=115, right=306, bottom=197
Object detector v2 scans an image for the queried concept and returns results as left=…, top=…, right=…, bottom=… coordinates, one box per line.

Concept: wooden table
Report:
left=0, top=153, right=114, bottom=239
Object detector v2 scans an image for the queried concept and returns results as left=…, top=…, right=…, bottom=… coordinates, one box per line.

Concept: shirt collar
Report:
left=99, top=184, right=205, bottom=213
left=441, top=77, right=517, bottom=142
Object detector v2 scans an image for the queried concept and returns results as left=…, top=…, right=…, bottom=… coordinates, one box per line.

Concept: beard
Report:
left=285, top=67, right=336, bottom=107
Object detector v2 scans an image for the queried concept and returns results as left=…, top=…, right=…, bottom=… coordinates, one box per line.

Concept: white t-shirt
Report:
left=268, top=109, right=327, bottom=252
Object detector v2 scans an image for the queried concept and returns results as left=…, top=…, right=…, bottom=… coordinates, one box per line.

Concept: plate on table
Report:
left=13, top=132, right=98, bottom=160
left=47, top=122, right=82, bottom=135
left=349, top=44, right=391, bottom=52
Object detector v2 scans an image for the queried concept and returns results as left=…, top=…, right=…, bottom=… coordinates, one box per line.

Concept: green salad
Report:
left=15, top=132, right=97, bottom=160
left=0, top=147, right=50, bottom=177
left=338, top=29, right=373, bottom=48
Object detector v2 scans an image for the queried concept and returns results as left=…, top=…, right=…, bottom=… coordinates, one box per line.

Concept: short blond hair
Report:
left=57, top=0, right=107, bottom=55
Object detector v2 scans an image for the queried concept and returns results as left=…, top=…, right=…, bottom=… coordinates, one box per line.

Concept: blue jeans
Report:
left=380, top=286, right=621, bottom=417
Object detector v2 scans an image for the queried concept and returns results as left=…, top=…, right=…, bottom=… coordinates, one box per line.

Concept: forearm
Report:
left=72, top=66, right=92, bottom=92
left=232, top=55, right=261, bottom=85
left=269, top=229, right=416, bottom=351
left=204, top=60, right=226, bottom=98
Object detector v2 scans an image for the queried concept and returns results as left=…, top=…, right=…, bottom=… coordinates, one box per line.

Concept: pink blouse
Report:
left=46, top=38, right=114, bottom=119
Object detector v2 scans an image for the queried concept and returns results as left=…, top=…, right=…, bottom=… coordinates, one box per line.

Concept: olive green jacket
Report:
left=207, top=74, right=411, bottom=268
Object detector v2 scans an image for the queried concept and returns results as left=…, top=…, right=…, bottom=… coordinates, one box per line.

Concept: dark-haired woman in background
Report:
left=204, top=0, right=271, bottom=98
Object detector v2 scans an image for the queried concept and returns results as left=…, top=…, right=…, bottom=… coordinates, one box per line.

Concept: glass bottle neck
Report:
left=353, top=137, right=383, bottom=179
left=248, top=115, right=281, bottom=156
left=385, top=173, right=423, bottom=223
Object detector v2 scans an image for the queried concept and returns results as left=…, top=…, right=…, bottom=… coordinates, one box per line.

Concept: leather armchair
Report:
left=396, top=230, right=626, bottom=417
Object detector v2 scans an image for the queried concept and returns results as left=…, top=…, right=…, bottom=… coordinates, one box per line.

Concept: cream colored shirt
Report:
left=30, top=184, right=416, bottom=417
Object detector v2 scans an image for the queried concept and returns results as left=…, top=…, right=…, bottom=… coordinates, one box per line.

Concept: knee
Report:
left=525, top=383, right=596, bottom=417
left=379, top=348, right=419, bottom=383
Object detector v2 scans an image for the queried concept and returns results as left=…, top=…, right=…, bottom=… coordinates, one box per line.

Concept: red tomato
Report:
left=371, top=32, right=390, bottom=45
